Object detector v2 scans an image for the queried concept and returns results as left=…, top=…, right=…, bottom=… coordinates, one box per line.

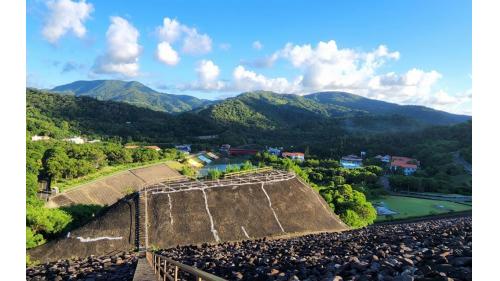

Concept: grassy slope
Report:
left=372, top=195, right=472, bottom=222
left=55, top=159, right=184, bottom=192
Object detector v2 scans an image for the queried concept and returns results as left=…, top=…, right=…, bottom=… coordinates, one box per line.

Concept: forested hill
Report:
left=304, top=91, right=470, bottom=125
left=27, top=88, right=471, bottom=147
left=201, top=91, right=470, bottom=133
left=51, top=80, right=214, bottom=113
left=27, top=89, right=219, bottom=142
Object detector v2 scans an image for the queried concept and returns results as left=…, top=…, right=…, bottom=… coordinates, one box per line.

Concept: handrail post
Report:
left=163, top=259, right=167, bottom=281
left=174, top=266, right=178, bottom=281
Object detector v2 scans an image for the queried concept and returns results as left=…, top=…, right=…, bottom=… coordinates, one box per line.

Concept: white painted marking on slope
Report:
left=201, top=189, right=221, bottom=242
left=261, top=183, right=285, bottom=233
left=241, top=226, right=250, bottom=239
left=76, top=236, right=123, bottom=243
left=167, top=193, right=174, bottom=226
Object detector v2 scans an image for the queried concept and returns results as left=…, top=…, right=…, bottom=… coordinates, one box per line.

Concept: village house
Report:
left=390, top=156, right=419, bottom=175
left=375, top=155, right=391, bottom=163
left=175, top=144, right=192, bottom=154
left=63, top=136, right=85, bottom=144
left=267, top=147, right=282, bottom=156
left=340, top=154, right=363, bottom=169
left=31, top=135, right=50, bottom=141
left=144, top=145, right=161, bottom=151
left=282, top=152, right=305, bottom=161
left=124, top=145, right=139, bottom=149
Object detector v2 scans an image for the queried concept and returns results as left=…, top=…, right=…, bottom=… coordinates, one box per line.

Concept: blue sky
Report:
left=27, top=0, right=471, bottom=114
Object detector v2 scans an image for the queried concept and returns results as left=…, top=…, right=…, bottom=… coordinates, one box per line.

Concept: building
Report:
left=63, top=136, right=85, bottom=144
left=219, top=144, right=231, bottom=155
left=124, top=145, right=139, bottom=149
left=229, top=148, right=259, bottom=156
left=267, top=147, right=282, bottom=156
left=390, top=156, right=419, bottom=175
left=31, top=135, right=50, bottom=142
left=282, top=152, right=305, bottom=161
left=375, top=155, right=391, bottom=163
left=175, top=144, right=192, bottom=154
left=144, top=145, right=162, bottom=151
left=88, top=139, right=101, bottom=144
left=340, top=154, right=363, bottom=169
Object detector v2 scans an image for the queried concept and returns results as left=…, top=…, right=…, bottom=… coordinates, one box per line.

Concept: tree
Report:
left=26, top=227, right=45, bottom=249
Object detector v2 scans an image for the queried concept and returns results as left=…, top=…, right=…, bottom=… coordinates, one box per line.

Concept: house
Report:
left=175, top=144, right=192, bottom=154
left=390, top=156, right=419, bottom=175
left=282, top=152, right=305, bottom=161
left=375, top=155, right=391, bottom=163
left=220, top=144, right=231, bottom=154
left=144, top=145, right=161, bottom=151
left=340, top=154, right=363, bottom=169
left=206, top=152, right=219, bottom=160
left=124, top=145, right=139, bottom=149
left=197, top=154, right=213, bottom=164
left=267, top=147, right=282, bottom=156
left=31, top=135, right=50, bottom=142
left=63, top=136, right=85, bottom=144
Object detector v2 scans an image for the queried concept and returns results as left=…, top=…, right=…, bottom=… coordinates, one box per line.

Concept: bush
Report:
left=26, top=227, right=45, bottom=249
left=207, top=169, right=223, bottom=180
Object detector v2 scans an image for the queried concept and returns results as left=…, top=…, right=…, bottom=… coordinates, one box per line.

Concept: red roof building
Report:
left=390, top=156, right=419, bottom=175
left=282, top=152, right=305, bottom=161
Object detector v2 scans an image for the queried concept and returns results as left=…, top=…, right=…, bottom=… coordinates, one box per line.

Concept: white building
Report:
left=31, top=135, right=50, bottom=141
left=63, top=136, right=86, bottom=144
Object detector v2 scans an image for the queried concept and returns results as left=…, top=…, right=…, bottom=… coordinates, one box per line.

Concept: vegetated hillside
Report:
left=51, top=80, right=214, bottom=113
left=200, top=91, right=470, bottom=144
left=27, top=88, right=219, bottom=142
left=305, top=91, right=471, bottom=125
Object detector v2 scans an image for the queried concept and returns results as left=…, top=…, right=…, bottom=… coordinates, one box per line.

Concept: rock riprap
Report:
left=26, top=252, right=138, bottom=281
left=157, top=216, right=472, bottom=281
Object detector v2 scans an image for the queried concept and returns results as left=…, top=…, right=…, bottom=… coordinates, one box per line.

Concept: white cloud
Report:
left=156, top=42, right=179, bottom=66
left=42, top=0, right=93, bottom=43
left=155, top=17, right=212, bottom=66
left=92, top=17, right=141, bottom=77
left=219, top=43, right=231, bottom=51
left=179, top=60, right=225, bottom=91
left=232, top=65, right=301, bottom=93
left=157, top=17, right=182, bottom=43
left=181, top=27, right=212, bottom=55
left=252, top=41, right=263, bottom=50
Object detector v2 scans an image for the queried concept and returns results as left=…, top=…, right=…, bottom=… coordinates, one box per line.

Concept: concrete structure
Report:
left=29, top=170, right=348, bottom=262
left=282, top=152, right=305, bottom=161
left=175, top=144, right=191, bottom=154
left=390, top=156, right=419, bottom=175
left=268, top=147, right=282, bottom=156
left=63, top=136, right=86, bottom=144
left=340, top=155, right=363, bottom=169
left=46, top=163, right=184, bottom=208
left=31, top=135, right=50, bottom=141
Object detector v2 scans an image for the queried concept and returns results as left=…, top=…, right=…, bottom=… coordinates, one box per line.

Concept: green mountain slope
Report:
left=27, top=89, right=219, bottom=142
left=201, top=91, right=470, bottom=132
left=51, top=80, right=214, bottom=113
left=304, top=91, right=470, bottom=125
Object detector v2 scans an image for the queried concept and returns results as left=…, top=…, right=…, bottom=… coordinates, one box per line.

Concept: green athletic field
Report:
left=371, top=195, right=472, bottom=222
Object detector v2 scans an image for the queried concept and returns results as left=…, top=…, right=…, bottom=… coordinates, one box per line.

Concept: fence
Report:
left=146, top=252, right=227, bottom=281
left=223, top=166, right=273, bottom=178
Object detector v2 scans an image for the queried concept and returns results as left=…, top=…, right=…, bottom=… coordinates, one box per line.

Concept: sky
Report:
left=26, top=0, right=471, bottom=114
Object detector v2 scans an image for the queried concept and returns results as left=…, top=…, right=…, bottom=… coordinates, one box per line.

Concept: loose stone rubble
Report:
left=26, top=252, right=138, bottom=281
left=158, top=216, right=472, bottom=281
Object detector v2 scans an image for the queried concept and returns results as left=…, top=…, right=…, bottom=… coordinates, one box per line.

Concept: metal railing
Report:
left=147, top=252, right=227, bottom=281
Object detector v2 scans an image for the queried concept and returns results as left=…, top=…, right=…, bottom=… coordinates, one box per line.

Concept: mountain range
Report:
left=51, top=80, right=214, bottom=113
left=50, top=80, right=470, bottom=126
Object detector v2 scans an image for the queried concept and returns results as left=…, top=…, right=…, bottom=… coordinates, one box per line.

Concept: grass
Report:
left=55, top=159, right=183, bottom=192
left=371, top=195, right=472, bottom=222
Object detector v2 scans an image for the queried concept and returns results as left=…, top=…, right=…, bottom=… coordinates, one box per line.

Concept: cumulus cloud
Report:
left=179, top=60, right=225, bottom=91
left=155, top=17, right=212, bottom=66
left=232, top=65, right=301, bottom=93
left=92, top=17, right=141, bottom=77
left=252, top=40, right=263, bottom=50
left=156, top=42, right=179, bottom=66
left=42, top=0, right=93, bottom=43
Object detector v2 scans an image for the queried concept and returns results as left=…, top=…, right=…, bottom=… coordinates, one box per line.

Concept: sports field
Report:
left=372, top=195, right=472, bottom=222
